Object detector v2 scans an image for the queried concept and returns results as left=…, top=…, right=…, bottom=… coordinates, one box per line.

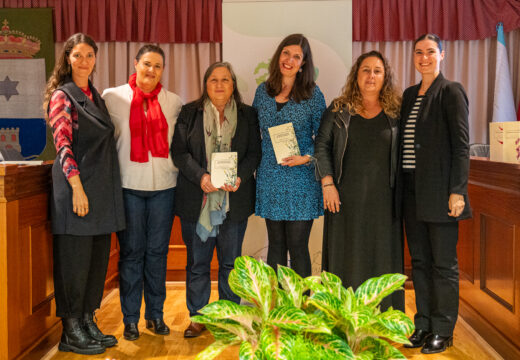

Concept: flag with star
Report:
left=0, top=8, right=54, bottom=160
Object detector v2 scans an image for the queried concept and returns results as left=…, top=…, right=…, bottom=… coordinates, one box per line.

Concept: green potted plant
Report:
left=192, top=256, right=414, bottom=360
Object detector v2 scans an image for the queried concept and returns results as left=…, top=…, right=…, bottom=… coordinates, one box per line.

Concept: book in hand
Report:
left=268, top=122, right=300, bottom=164
left=211, top=152, right=238, bottom=188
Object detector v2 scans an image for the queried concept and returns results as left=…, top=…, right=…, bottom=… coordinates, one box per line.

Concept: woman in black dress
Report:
left=315, top=50, right=403, bottom=311
left=400, top=34, right=470, bottom=354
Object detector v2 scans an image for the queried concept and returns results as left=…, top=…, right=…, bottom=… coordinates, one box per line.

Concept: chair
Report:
left=469, top=143, right=490, bottom=157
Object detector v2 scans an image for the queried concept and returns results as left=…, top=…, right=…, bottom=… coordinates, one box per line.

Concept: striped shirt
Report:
left=402, top=95, right=424, bottom=170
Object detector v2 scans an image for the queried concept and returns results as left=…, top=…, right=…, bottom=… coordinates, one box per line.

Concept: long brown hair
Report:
left=43, top=33, right=98, bottom=120
left=265, top=33, right=316, bottom=103
left=332, top=50, right=401, bottom=118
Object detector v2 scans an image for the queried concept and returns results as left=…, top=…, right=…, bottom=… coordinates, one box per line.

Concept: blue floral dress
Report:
left=253, top=82, right=326, bottom=220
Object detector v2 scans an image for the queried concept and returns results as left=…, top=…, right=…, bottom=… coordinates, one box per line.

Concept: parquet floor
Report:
left=41, top=283, right=503, bottom=360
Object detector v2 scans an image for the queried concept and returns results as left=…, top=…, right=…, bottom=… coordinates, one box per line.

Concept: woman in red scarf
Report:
left=103, top=45, right=183, bottom=341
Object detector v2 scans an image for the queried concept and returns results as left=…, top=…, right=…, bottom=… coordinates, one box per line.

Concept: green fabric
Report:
left=196, top=98, right=238, bottom=241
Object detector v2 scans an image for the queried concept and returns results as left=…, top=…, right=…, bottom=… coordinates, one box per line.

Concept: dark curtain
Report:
left=0, top=0, right=222, bottom=43
left=353, top=0, right=520, bottom=41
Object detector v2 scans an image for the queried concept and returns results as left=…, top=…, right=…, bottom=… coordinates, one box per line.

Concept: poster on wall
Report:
left=0, top=8, right=55, bottom=161
left=223, top=0, right=352, bottom=105
left=223, top=0, right=352, bottom=273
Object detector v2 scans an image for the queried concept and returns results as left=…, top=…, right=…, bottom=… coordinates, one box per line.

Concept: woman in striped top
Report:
left=400, top=34, right=471, bottom=354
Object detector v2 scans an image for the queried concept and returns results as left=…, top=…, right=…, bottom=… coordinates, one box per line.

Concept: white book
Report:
left=211, top=152, right=237, bottom=188
left=268, top=122, right=300, bottom=164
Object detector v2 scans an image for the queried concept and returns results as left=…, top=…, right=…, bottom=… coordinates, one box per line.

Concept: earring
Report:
left=298, top=68, right=302, bottom=73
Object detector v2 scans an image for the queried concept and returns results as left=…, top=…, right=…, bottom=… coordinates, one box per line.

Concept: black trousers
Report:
left=403, top=172, right=459, bottom=336
left=265, top=219, right=313, bottom=277
left=53, top=233, right=111, bottom=318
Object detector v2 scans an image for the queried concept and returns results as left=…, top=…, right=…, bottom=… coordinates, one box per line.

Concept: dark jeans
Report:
left=181, top=217, right=247, bottom=317
left=117, top=187, right=175, bottom=324
left=403, top=172, right=459, bottom=336
left=265, top=219, right=313, bottom=278
left=53, top=233, right=111, bottom=318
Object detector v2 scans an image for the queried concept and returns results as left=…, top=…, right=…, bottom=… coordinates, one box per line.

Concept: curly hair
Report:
left=332, top=50, right=401, bottom=118
left=43, top=33, right=98, bottom=121
left=265, top=33, right=316, bottom=103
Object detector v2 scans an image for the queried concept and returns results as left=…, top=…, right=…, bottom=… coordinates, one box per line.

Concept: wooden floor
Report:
left=42, top=283, right=503, bottom=360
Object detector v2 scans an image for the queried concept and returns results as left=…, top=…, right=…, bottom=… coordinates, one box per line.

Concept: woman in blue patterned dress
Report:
left=253, top=33, right=326, bottom=277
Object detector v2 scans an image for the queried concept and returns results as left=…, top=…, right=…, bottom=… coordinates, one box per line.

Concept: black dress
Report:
left=322, top=111, right=404, bottom=311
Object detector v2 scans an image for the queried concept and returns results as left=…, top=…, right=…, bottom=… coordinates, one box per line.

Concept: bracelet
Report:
left=322, top=183, right=334, bottom=187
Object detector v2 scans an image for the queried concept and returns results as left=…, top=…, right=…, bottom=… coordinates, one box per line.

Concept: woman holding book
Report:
left=314, top=50, right=404, bottom=312
left=172, top=62, right=261, bottom=338
left=44, top=33, right=124, bottom=355
left=102, top=44, right=182, bottom=341
left=253, top=33, right=326, bottom=278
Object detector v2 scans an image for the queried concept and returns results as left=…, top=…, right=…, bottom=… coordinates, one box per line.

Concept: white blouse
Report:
left=102, top=84, right=183, bottom=191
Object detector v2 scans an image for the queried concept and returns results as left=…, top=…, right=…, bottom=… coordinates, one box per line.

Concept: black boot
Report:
left=82, top=312, right=118, bottom=347
left=58, top=318, right=106, bottom=355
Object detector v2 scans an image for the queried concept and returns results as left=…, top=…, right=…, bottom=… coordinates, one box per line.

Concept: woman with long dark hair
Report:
left=400, top=34, right=470, bottom=354
left=44, top=33, right=124, bottom=355
left=253, top=33, right=326, bottom=278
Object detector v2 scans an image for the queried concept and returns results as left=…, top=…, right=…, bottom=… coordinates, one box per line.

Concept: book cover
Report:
left=211, top=152, right=238, bottom=188
left=268, top=122, right=300, bottom=164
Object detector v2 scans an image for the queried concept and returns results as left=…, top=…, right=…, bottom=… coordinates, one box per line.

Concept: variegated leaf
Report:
left=239, top=341, right=263, bottom=360
left=228, top=256, right=274, bottom=317
left=307, top=292, right=342, bottom=321
left=365, top=322, right=410, bottom=344
left=260, top=325, right=295, bottom=360
left=277, top=265, right=304, bottom=307
left=302, top=313, right=333, bottom=334
left=320, top=271, right=343, bottom=299
left=305, top=333, right=355, bottom=360
left=205, top=323, right=242, bottom=342
left=199, top=300, right=262, bottom=333
left=303, top=276, right=326, bottom=293
left=360, top=337, right=407, bottom=359
left=339, top=305, right=374, bottom=329
left=355, top=274, right=406, bottom=308
left=355, top=351, right=375, bottom=360
left=267, top=306, right=308, bottom=331
left=341, top=287, right=356, bottom=312
left=275, top=288, right=293, bottom=307
left=195, top=340, right=239, bottom=360
left=376, top=309, right=415, bottom=340
left=193, top=316, right=251, bottom=341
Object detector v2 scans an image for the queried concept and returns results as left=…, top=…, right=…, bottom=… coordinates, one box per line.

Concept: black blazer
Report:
left=171, top=101, right=261, bottom=222
left=315, top=104, right=400, bottom=216
left=398, top=73, right=471, bottom=222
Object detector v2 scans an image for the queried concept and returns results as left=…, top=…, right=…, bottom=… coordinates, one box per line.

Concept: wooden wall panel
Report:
left=458, top=158, right=520, bottom=360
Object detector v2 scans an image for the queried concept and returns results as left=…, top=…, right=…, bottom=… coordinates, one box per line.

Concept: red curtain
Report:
left=353, top=0, right=520, bottom=42
left=0, top=0, right=222, bottom=43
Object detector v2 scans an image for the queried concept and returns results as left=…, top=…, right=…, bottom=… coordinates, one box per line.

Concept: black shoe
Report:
left=82, top=312, right=118, bottom=347
left=404, top=329, right=432, bottom=348
left=58, top=318, right=106, bottom=355
left=421, top=334, right=453, bottom=354
left=123, top=323, right=140, bottom=341
left=146, top=318, right=170, bottom=335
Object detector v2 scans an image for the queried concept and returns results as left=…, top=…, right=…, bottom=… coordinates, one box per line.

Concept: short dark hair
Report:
left=265, top=33, right=316, bottom=103
left=135, top=44, right=165, bottom=64
left=414, top=33, right=443, bottom=52
left=195, top=62, right=243, bottom=108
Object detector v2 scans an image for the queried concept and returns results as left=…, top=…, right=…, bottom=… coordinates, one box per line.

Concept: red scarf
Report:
left=128, top=73, right=169, bottom=163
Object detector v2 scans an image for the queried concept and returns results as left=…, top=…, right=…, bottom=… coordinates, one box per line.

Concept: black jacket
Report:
left=398, top=73, right=471, bottom=222
left=171, top=101, right=261, bottom=222
left=51, top=79, right=125, bottom=235
left=314, top=104, right=399, bottom=188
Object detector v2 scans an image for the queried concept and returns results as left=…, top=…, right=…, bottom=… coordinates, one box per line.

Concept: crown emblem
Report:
left=0, top=19, right=41, bottom=59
